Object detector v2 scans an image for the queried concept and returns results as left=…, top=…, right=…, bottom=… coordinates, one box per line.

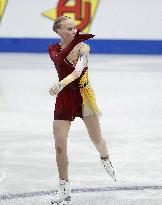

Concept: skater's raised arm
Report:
left=60, top=44, right=90, bottom=81
left=48, top=30, right=94, bottom=66
left=48, top=16, right=93, bottom=96
left=49, top=44, right=90, bottom=96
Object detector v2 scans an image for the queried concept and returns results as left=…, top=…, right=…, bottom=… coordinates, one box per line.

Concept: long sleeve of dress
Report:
left=48, top=40, right=78, bottom=66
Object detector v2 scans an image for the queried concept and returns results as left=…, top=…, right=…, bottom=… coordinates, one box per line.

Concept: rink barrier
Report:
left=0, top=185, right=162, bottom=201
left=0, top=38, right=162, bottom=54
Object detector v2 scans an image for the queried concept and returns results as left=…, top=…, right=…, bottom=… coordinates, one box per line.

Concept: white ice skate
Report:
left=50, top=178, right=71, bottom=205
left=100, top=156, right=116, bottom=181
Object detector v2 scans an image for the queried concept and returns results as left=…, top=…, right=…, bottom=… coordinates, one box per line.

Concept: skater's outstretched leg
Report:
left=83, top=115, right=109, bottom=158
left=83, top=115, right=116, bottom=181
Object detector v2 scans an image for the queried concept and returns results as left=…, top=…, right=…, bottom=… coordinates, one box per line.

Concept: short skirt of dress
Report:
left=54, top=84, right=102, bottom=121
left=54, top=88, right=82, bottom=121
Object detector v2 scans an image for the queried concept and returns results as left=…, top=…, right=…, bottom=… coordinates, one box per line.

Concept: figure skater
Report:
left=48, top=16, right=116, bottom=205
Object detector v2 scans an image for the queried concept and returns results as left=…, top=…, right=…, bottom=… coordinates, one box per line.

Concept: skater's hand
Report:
left=72, top=29, right=95, bottom=44
left=49, top=82, right=64, bottom=96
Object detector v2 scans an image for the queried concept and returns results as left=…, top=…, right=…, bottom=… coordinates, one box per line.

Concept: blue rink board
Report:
left=0, top=38, right=162, bottom=54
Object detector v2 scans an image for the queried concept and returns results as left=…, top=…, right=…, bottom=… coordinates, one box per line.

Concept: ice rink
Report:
left=0, top=53, right=162, bottom=205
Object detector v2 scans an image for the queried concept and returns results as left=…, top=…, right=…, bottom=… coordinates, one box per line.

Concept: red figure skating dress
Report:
left=48, top=43, right=102, bottom=121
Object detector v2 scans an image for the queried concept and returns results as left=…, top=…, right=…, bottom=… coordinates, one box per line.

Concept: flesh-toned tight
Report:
left=53, top=115, right=109, bottom=181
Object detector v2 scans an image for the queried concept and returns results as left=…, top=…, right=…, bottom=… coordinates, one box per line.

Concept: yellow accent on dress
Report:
left=79, top=69, right=102, bottom=117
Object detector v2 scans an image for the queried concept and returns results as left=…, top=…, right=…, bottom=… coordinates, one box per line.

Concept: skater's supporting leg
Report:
left=53, top=120, right=71, bottom=181
left=83, top=115, right=109, bottom=158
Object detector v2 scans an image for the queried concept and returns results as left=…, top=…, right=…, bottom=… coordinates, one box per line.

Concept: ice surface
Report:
left=0, top=53, right=162, bottom=204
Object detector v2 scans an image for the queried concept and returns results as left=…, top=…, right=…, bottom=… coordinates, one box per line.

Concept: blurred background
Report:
left=0, top=1, right=162, bottom=205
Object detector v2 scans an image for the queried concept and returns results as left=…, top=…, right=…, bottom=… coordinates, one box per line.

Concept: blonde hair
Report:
left=53, top=16, right=70, bottom=33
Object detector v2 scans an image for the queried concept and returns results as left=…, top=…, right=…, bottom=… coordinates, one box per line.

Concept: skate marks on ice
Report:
left=0, top=185, right=162, bottom=205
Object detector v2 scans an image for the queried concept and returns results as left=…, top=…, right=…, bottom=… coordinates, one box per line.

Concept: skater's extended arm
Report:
left=49, top=44, right=90, bottom=96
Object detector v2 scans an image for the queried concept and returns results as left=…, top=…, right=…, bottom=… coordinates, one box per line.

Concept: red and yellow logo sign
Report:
left=42, top=0, right=99, bottom=33
left=0, top=0, right=8, bottom=22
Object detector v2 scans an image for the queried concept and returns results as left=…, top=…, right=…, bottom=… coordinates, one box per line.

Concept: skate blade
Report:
left=51, top=202, right=70, bottom=205
left=51, top=201, right=70, bottom=205
left=51, top=196, right=71, bottom=205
